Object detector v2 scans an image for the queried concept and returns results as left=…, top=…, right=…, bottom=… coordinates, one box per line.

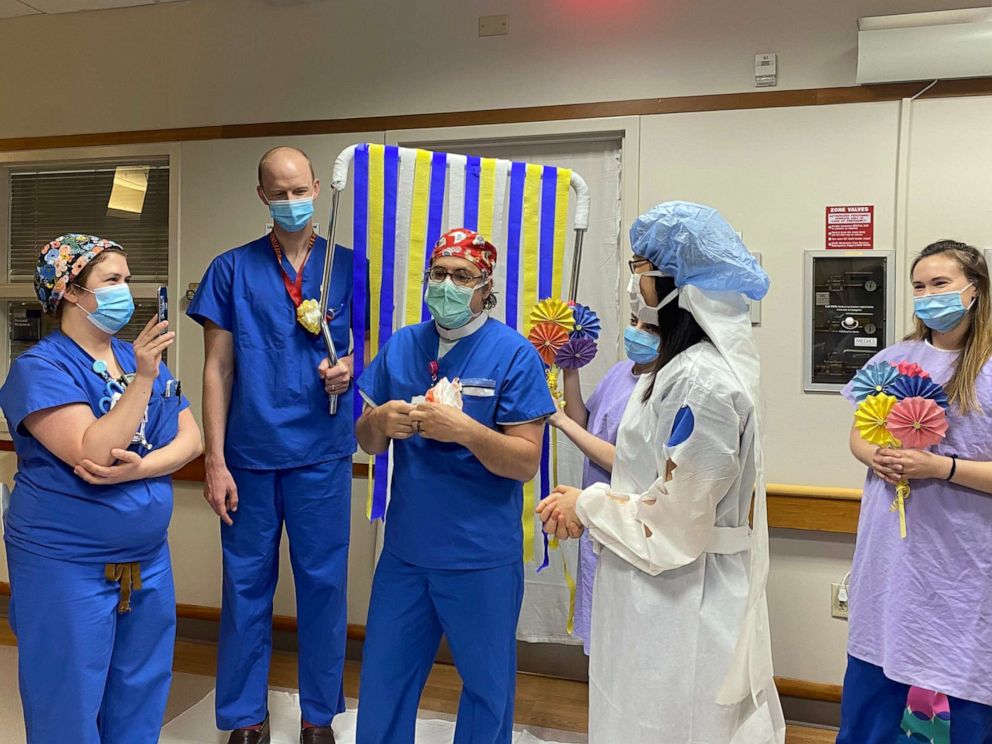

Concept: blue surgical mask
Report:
left=624, top=326, right=660, bottom=364
left=914, top=283, right=974, bottom=333
left=79, top=284, right=135, bottom=335
left=425, top=279, right=482, bottom=329
left=268, top=197, right=314, bottom=232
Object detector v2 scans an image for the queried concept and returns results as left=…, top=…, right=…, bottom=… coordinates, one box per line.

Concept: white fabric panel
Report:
left=446, top=160, right=465, bottom=230
left=489, top=159, right=511, bottom=324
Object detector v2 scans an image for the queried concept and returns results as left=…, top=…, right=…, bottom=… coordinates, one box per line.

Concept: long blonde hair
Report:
left=906, top=240, right=992, bottom=413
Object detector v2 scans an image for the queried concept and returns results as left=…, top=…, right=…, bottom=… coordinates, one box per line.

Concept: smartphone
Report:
left=157, top=286, right=168, bottom=333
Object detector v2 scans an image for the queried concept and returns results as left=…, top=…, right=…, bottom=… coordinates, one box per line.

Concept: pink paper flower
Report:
left=887, top=397, right=948, bottom=449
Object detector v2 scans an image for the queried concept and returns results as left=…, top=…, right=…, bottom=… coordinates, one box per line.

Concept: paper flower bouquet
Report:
left=851, top=361, right=950, bottom=539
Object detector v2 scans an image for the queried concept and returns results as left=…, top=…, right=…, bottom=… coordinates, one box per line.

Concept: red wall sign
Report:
left=826, top=205, right=874, bottom=250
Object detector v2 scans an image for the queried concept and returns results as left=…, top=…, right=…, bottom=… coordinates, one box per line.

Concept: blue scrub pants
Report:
left=356, top=549, right=524, bottom=744
left=217, top=458, right=351, bottom=729
left=837, top=654, right=992, bottom=744
left=6, top=541, right=175, bottom=744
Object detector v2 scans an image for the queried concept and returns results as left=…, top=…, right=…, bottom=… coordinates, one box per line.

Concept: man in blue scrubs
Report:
left=355, top=229, right=555, bottom=744
left=188, top=146, right=353, bottom=744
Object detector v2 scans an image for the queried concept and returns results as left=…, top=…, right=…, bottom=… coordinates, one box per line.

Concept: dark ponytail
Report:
left=641, top=275, right=709, bottom=402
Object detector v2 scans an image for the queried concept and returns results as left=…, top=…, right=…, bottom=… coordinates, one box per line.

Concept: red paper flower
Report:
left=891, top=361, right=931, bottom=379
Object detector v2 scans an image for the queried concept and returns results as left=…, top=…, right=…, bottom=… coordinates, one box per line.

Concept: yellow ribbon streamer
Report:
left=365, top=456, right=375, bottom=520
left=549, top=536, right=577, bottom=634
left=890, top=479, right=911, bottom=539
left=523, top=480, right=536, bottom=564
left=478, top=157, right=497, bottom=241
left=521, top=163, right=542, bottom=333
left=552, top=168, right=571, bottom=299
left=520, top=163, right=544, bottom=562
left=367, top=144, right=385, bottom=356
left=365, top=144, right=386, bottom=510
left=404, top=149, right=432, bottom=326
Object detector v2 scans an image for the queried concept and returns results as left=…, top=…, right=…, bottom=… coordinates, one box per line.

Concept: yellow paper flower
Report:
left=854, top=393, right=900, bottom=447
left=296, top=298, right=322, bottom=335
left=528, top=298, right=575, bottom=333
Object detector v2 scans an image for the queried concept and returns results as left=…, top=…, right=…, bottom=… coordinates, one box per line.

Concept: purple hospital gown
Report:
left=842, top=340, right=992, bottom=705
left=574, top=360, right=640, bottom=654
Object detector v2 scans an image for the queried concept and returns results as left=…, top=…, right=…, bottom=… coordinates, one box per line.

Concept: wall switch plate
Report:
left=755, top=53, right=777, bottom=88
left=479, top=15, right=509, bottom=37
left=831, top=582, right=849, bottom=620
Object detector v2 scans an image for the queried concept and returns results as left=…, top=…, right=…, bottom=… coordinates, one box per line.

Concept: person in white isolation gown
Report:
left=538, top=201, right=786, bottom=744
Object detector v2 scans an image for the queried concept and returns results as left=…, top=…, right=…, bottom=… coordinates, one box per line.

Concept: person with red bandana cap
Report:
left=354, top=228, right=556, bottom=744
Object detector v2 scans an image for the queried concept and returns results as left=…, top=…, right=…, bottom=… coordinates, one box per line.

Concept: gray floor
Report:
left=0, top=644, right=216, bottom=743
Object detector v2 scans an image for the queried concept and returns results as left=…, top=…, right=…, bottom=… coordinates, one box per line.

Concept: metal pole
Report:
left=567, top=228, right=587, bottom=302
left=318, top=188, right=342, bottom=415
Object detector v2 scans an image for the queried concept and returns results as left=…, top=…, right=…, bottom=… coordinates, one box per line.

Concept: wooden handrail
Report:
left=0, top=441, right=862, bottom=533
left=0, top=581, right=840, bottom=703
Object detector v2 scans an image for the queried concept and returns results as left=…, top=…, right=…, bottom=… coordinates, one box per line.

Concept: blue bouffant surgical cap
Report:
left=630, top=201, right=769, bottom=301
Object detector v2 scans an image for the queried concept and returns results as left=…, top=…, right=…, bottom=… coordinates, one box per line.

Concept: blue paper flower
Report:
left=570, top=303, right=601, bottom=341
left=890, top=374, right=949, bottom=409
left=850, top=362, right=901, bottom=401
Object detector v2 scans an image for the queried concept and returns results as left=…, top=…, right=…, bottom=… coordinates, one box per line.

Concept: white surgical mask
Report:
left=628, top=273, right=679, bottom=325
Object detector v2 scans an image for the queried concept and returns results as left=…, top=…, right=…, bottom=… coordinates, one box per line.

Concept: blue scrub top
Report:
left=358, top=318, right=555, bottom=569
left=0, top=331, right=189, bottom=564
left=187, top=234, right=356, bottom=470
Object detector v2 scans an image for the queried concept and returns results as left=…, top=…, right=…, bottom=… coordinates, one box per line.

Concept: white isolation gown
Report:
left=575, top=287, right=785, bottom=744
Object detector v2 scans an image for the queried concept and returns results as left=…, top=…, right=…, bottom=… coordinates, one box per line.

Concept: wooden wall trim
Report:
left=775, top=677, right=843, bottom=704
left=0, top=580, right=840, bottom=703
left=3, top=77, right=992, bottom=153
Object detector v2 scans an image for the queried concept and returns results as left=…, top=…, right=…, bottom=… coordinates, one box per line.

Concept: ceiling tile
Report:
left=21, top=1, right=157, bottom=13
left=0, top=1, right=42, bottom=20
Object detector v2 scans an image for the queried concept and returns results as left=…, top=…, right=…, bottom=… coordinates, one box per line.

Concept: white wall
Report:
left=639, top=101, right=903, bottom=488
left=0, top=0, right=973, bottom=139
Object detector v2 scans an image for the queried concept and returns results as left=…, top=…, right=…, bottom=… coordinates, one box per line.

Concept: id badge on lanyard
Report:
left=93, top=362, right=152, bottom=451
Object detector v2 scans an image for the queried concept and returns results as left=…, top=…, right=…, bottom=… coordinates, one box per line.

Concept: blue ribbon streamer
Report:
left=351, top=144, right=369, bottom=422
left=536, top=425, right=552, bottom=572
left=463, top=155, right=481, bottom=231
left=422, top=152, right=447, bottom=321
left=539, top=165, right=557, bottom=299
left=505, top=162, right=526, bottom=330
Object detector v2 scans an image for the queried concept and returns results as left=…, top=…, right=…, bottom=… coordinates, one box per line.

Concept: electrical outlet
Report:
left=831, top=582, right=849, bottom=620
left=479, top=15, right=509, bottom=37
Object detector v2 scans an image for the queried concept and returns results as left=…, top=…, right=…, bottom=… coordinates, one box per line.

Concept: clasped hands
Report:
left=870, top=446, right=949, bottom=486
left=536, top=485, right=584, bottom=540
left=372, top=399, right=476, bottom=444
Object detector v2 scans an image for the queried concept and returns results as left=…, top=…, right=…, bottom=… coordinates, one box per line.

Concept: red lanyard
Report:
left=269, top=232, right=316, bottom=307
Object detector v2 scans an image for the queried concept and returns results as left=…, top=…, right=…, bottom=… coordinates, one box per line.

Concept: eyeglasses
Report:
left=425, top=267, right=486, bottom=287
left=628, top=258, right=653, bottom=274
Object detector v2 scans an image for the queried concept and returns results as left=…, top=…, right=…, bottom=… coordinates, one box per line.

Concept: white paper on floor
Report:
left=160, top=690, right=570, bottom=744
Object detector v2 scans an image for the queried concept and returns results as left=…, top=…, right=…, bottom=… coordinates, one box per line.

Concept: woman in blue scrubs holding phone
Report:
left=0, top=233, right=202, bottom=744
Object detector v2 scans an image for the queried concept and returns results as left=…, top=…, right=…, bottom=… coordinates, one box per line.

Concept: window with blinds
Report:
left=4, top=160, right=171, bottom=366
left=8, top=162, right=170, bottom=282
